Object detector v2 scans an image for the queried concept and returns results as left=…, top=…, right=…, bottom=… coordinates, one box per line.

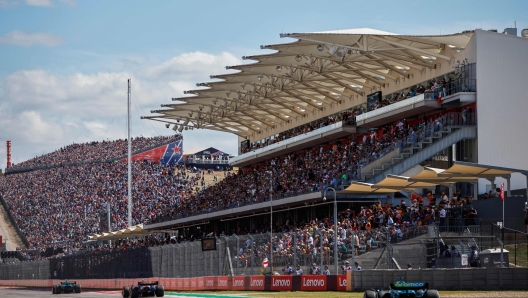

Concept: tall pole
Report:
left=324, top=187, right=338, bottom=275
left=107, top=203, right=112, bottom=247
left=269, top=170, right=273, bottom=274
left=127, top=79, right=132, bottom=227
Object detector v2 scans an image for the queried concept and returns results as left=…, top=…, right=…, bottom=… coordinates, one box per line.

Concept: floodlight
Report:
left=257, top=75, right=262, bottom=81
left=316, top=44, right=324, bottom=52
left=172, top=125, right=178, bottom=131
left=165, top=123, right=170, bottom=129
left=276, top=65, right=282, bottom=72
left=295, top=55, right=303, bottom=62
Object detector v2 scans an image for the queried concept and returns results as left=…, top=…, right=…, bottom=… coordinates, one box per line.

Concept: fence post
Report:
left=514, top=231, right=517, bottom=267
left=293, top=232, right=297, bottom=270
left=234, top=234, right=240, bottom=276
left=249, top=235, right=255, bottom=276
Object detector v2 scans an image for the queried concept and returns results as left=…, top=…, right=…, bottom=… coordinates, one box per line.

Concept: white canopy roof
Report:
left=88, top=224, right=151, bottom=241
left=341, top=162, right=527, bottom=194
left=144, top=28, right=474, bottom=138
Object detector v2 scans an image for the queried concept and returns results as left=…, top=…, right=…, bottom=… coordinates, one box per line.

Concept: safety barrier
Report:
left=0, top=275, right=348, bottom=292
left=1, top=268, right=528, bottom=291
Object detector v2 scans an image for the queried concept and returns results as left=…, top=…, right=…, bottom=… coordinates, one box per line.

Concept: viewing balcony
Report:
left=356, top=93, right=439, bottom=128
left=230, top=121, right=360, bottom=168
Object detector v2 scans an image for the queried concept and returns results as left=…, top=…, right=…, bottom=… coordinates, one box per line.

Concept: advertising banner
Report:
left=301, top=275, right=327, bottom=291
left=339, top=274, right=348, bottom=291
left=232, top=276, right=245, bottom=290
left=271, top=276, right=292, bottom=291
left=205, top=277, right=215, bottom=290
left=217, top=276, right=229, bottom=290
left=249, top=276, right=265, bottom=290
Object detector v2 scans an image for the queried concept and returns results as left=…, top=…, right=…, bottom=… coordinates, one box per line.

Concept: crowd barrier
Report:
left=1, top=268, right=528, bottom=291
left=0, top=274, right=349, bottom=292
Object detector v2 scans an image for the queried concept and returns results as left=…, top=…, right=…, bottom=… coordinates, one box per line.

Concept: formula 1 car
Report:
left=364, top=279, right=440, bottom=298
left=52, top=280, right=82, bottom=294
left=122, top=280, right=164, bottom=298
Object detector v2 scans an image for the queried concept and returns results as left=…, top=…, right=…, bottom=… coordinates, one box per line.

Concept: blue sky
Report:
left=0, top=0, right=527, bottom=169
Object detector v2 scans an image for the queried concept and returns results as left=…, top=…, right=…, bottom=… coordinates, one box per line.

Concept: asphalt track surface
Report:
left=0, top=287, right=248, bottom=298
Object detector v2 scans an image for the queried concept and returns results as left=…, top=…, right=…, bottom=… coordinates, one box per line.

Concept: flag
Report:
left=262, top=258, right=269, bottom=268
left=500, top=183, right=505, bottom=201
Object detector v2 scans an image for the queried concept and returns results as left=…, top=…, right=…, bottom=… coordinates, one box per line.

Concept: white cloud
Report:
left=25, top=0, right=52, bottom=6
left=0, top=51, right=241, bottom=170
left=143, top=51, right=240, bottom=81
left=0, top=31, right=64, bottom=47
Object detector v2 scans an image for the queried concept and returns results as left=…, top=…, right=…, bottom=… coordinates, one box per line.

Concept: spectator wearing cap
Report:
left=341, top=261, right=352, bottom=274
left=296, top=265, right=303, bottom=276
left=407, top=263, right=412, bottom=270
left=322, top=265, right=330, bottom=275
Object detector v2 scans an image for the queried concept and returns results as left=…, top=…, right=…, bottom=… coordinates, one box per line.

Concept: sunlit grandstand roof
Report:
left=143, top=28, right=474, bottom=137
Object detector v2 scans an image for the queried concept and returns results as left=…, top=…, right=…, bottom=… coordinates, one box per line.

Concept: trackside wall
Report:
left=0, top=269, right=527, bottom=291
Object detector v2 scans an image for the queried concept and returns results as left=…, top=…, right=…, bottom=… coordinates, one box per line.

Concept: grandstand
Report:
left=1, top=28, right=528, bottom=278
left=139, top=28, right=528, bottom=270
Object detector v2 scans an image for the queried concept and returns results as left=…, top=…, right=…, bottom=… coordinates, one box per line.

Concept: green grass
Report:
left=504, top=243, right=528, bottom=267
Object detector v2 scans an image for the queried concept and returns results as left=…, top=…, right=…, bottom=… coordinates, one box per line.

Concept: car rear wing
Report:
left=138, top=281, right=158, bottom=286
left=390, top=282, right=429, bottom=290
left=60, top=281, right=77, bottom=285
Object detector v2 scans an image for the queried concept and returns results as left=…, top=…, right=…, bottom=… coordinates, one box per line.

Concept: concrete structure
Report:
left=143, top=28, right=528, bottom=233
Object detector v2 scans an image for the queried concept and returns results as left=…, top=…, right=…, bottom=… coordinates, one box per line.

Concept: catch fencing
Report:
left=0, top=226, right=427, bottom=280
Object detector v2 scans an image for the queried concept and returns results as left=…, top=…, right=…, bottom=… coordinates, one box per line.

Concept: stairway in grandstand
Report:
left=363, top=125, right=477, bottom=184
left=0, top=199, right=25, bottom=251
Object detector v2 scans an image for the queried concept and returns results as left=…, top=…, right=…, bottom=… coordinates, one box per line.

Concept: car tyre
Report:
left=425, top=289, right=440, bottom=298
left=131, top=287, right=139, bottom=298
left=364, top=289, right=377, bottom=298
left=52, top=285, right=56, bottom=294
left=378, top=290, right=391, bottom=298
left=123, top=286, right=130, bottom=298
left=55, top=285, right=62, bottom=294
left=155, top=285, right=164, bottom=297
left=74, top=284, right=82, bottom=294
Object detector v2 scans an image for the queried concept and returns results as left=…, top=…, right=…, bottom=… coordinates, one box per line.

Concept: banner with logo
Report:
left=121, top=140, right=183, bottom=164
left=271, top=276, right=292, bottom=291
left=232, top=276, right=245, bottom=290
left=249, top=276, right=265, bottom=290
left=217, top=276, right=229, bottom=290
left=301, top=275, right=326, bottom=291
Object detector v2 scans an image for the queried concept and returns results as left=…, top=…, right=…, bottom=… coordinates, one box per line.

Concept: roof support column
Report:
left=506, top=177, right=511, bottom=199
left=487, top=177, right=496, bottom=196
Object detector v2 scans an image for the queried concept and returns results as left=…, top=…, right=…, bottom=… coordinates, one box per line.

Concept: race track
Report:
left=0, top=287, right=249, bottom=298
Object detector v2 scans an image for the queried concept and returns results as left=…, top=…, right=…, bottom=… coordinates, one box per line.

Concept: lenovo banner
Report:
left=249, top=276, right=265, bottom=291
left=271, top=276, right=292, bottom=291
left=337, top=274, right=347, bottom=291
left=217, top=276, right=229, bottom=290
left=301, top=275, right=327, bottom=291
left=205, top=277, right=215, bottom=290
left=232, top=276, right=245, bottom=290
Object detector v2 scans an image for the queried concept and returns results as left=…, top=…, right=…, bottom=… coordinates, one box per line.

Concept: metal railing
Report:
left=0, top=224, right=432, bottom=279
left=185, top=159, right=230, bottom=165
left=484, top=223, right=528, bottom=267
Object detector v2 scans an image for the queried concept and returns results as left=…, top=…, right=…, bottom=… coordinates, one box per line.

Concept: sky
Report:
left=0, top=0, right=527, bottom=171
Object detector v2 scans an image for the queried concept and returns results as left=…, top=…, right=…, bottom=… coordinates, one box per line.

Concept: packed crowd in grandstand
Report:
left=8, top=135, right=182, bottom=169
left=0, top=110, right=477, bottom=264
left=241, top=107, right=363, bottom=154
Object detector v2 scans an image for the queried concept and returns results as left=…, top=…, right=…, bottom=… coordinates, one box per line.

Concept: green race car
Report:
left=52, top=280, right=82, bottom=294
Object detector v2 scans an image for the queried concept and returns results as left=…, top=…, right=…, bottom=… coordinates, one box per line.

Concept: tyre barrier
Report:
left=0, top=275, right=349, bottom=292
